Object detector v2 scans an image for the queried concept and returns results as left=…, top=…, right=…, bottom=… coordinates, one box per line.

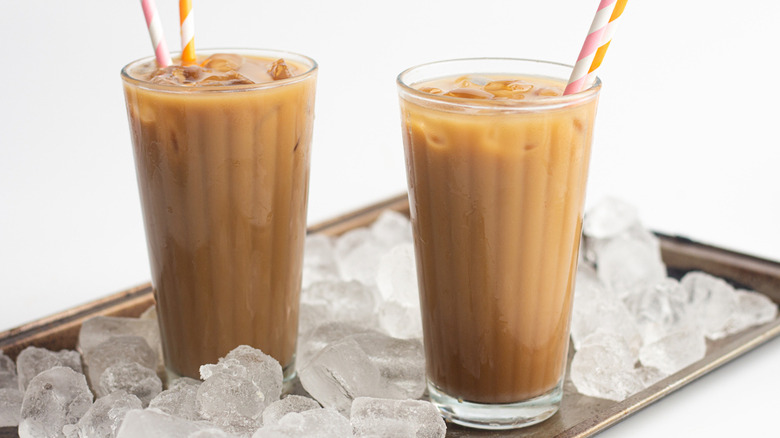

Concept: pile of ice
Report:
left=0, top=312, right=167, bottom=437
left=0, top=210, right=444, bottom=438
left=296, top=211, right=429, bottom=417
left=300, top=210, right=421, bottom=339
left=1, top=203, right=778, bottom=435
left=570, top=197, right=778, bottom=401
left=0, top=342, right=443, bottom=438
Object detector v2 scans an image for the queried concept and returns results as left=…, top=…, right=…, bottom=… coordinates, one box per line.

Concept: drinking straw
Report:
left=564, top=0, right=628, bottom=95
left=140, top=0, right=171, bottom=67
left=179, top=0, right=196, bottom=65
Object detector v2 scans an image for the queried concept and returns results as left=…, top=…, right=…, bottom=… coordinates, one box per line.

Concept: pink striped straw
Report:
left=140, top=0, right=172, bottom=67
left=565, top=0, right=627, bottom=95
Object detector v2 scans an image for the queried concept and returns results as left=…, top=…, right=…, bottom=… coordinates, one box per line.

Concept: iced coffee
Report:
left=398, top=58, right=600, bottom=429
left=122, top=50, right=317, bottom=380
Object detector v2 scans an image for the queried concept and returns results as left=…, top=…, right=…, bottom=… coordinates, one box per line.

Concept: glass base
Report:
left=281, top=360, right=297, bottom=394
left=427, top=379, right=562, bottom=430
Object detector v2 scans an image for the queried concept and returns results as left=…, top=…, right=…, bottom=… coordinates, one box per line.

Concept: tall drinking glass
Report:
left=398, top=58, right=600, bottom=429
left=121, top=49, right=317, bottom=381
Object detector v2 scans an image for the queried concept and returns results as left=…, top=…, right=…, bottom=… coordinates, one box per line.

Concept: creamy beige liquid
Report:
left=400, top=74, right=598, bottom=403
left=123, top=53, right=316, bottom=378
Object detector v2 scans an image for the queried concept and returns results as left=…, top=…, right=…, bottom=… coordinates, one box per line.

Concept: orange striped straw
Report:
left=179, top=0, right=196, bottom=65
left=565, top=0, right=628, bottom=95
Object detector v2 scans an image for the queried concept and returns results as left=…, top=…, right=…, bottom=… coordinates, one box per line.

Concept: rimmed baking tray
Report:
left=2, top=194, right=778, bottom=438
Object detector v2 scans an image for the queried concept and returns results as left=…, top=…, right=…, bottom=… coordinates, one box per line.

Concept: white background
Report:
left=1, top=0, right=778, bottom=435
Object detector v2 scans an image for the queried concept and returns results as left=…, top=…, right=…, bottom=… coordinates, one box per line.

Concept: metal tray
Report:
left=2, top=194, right=779, bottom=438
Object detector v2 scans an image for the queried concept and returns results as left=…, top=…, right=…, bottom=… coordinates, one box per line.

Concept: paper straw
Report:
left=140, top=0, right=171, bottom=67
left=179, top=0, right=196, bottom=65
left=564, top=0, right=627, bottom=95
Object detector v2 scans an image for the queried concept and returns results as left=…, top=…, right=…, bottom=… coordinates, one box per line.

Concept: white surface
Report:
left=0, top=0, right=778, bottom=435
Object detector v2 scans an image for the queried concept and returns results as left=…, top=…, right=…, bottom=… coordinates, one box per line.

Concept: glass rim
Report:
left=397, top=57, right=601, bottom=111
left=121, top=48, right=318, bottom=93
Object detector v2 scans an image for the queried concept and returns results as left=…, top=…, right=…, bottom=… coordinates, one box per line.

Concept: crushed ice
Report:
left=572, top=197, right=778, bottom=401
left=0, top=203, right=777, bottom=435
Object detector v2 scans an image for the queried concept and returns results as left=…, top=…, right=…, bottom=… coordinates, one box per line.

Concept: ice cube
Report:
left=83, top=336, right=157, bottom=389
left=0, top=388, right=23, bottom=427
left=197, top=70, right=252, bottom=86
left=356, top=243, right=419, bottom=343
left=267, top=58, right=293, bottom=80
left=196, top=372, right=263, bottom=434
left=350, top=397, right=447, bottom=438
left=721, top=289, right=778, bottom=335
left=16, top=346, right=82, bottom=392
left=569, top=334, right=642, bottom=402
left=535, top=87, right=563, bottom=97
left=570, top=269, right=641, bottom=354
left=115, top=409, right=225, bottom=438
left=150, top=65, right=202, bottom=85
left=578, top=331, right=638, bottom=367
left=419, top=87, right=443, bottom=95
left=97, top=362, right=162, bottom=407
left=486, top=85, right=534, bottom=100
left=63, top=390, right=142, bottom=438
left=355, top=421, right=417, bottom=437
left=151, top=65, right=253, bottom=86
left=0, top=351, right=17, bottom=390
left=378, top=301, right=424, bottom=340
left=583, top=222, right=660, bottom=266
left=370, top=210, right=413, bottom=247
left=596, top=235, right=666, bottom=298
left=334, top=228, right=387, bottom=285
left=348, top=332, right=426, bottom=400
left=623, top=278, right=692, bottom=344
left=454, top=75, right=488, bottom=87
left=300, top=280, right=378, bottom=326
left=18, top=367, right=93, bottom=438
left=580, top=197, right=659, bottom=266
left=188, top=429, right=234, bottom=438
left=633, top=366, right=667, bottom=388
left=679, top=271, right=739, bottom=340
left=583, top=197, right=641, bottom=240
left=573, top=263, right=605, bottom=297
left=252, top=408, right=351, bottom=438
left=297, top=302, right=330, bottom=338
left=78, top=316, right=163, bottom=371
left=201, top=53, right=244, bottom=72
left=298, top=337, right=382, bottom=415
left=638, top=327, right=706, bottom=374
left=0, top=350, right=15, bottom=375
left=301, top=234, right=340, bottom=289
left=261, top=395, right=321, bottom=427
left=199, top=345, right=283, bottom=408
left=484, top=80, right=534, bottom=94
left=148, top=377, right=201, bottom=421
left=376, top=243, right=418, bottom=306
left=296, top=322, right=381, bottom=370
left=444, top=88, right=494, bottom=99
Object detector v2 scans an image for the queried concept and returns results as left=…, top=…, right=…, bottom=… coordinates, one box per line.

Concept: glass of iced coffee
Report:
left=397, top=58, right=600, bottom=429
left=121, top=49, right=317, bottom=381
